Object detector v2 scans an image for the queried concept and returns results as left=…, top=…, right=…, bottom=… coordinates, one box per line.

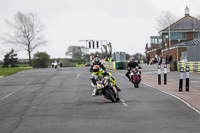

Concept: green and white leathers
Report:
left=90, top=69, right=116, bottom=96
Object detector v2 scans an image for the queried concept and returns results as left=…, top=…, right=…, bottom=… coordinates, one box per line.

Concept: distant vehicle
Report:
left=85, top=62, right=90, bottom=67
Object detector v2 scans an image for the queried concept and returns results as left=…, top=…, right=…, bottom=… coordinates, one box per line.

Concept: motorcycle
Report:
left=96, top=76, right=120, bottom=103
left=130, top=68, right=141, bottom=88
left=55, top=64, right=57, bottom=69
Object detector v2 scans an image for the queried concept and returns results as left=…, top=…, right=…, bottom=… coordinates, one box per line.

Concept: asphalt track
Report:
left=0, top=67, right=200, bottom=133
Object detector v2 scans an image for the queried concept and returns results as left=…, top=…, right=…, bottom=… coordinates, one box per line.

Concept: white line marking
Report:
left=114, top=72, right=128, bottom=107
left=116, top=72, right=125, bottom=77
left=77, top=73, right=80, bottom=78
left=1, top=92, right=15, bottom=100
left=120, top=73, right=124, bottom=76
left=115, top=71, right=200, bottom=115
left=142, top=83, right=200, bottom=115
left=121, top=99, right=128, bottom=107
left=25, top=82, right=31, bottom=85
left=18, top=86, right=24, bottom=90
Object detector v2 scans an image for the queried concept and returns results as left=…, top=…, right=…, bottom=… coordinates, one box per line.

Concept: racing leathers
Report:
left=125, top=62, right=141, bottom=81
left=90, top=70, right=121, bottom=96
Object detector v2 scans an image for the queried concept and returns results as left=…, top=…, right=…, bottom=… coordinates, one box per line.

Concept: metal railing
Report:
left=104, top=62, right=116, bottom=70
left=177, top=61, right=200, bottom=72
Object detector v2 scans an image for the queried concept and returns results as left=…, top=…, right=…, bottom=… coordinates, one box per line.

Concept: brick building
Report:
left=145, top=6, right=200, bottom=63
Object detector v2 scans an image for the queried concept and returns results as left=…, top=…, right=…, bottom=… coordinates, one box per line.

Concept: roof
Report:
left=185, top=39, right=200, bottom=46
left=160, top=16, right=200, bottom=32
left=171, top=39, right=200, bottom=47
left=150, top=36, right=161, bottom=38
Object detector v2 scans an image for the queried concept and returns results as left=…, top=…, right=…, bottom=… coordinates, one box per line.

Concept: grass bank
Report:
left=0, top=67, right=32, bottom=76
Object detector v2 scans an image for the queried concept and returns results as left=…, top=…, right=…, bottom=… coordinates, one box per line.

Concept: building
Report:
left=145, top=6, right=200, bottom=63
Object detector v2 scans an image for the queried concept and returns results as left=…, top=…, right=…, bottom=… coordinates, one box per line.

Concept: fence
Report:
left=104, top=62, right=116, bottom=70
left=104, top=60, right=144, bottom=70
left=177, top=61, right=200, bottom=72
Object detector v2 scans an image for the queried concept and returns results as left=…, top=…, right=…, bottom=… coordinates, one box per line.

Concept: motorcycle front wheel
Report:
left=133, top=76, right=139, bottom=88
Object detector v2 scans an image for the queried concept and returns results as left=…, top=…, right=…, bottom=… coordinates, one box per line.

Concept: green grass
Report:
left=0, top=67, right=32, bottom=76
left=17, top=64, right=30, bottom=67
left=0, top=64, right=30, bottom=68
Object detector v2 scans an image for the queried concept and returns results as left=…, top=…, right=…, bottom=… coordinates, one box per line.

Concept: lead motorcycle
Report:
left=96, top=76, right=120, bottom=103
left=130, top=68, right=141, bottom=88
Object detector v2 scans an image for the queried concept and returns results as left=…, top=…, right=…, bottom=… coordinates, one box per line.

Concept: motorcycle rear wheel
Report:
left=105, top=89, right=116, bottom=103
left=116, top=97, right=120, bottom=102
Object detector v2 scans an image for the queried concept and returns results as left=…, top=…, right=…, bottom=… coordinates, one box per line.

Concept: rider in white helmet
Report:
left=125, top=57, right=142, bottom=81
left=90, top=57, right=106, bottom=72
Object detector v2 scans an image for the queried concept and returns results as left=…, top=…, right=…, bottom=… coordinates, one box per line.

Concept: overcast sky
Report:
left=0, top=0, right=200, bottom=60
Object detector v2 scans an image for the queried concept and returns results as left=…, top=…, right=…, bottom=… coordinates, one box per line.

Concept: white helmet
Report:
left=94, top=57, right=100, bottom=63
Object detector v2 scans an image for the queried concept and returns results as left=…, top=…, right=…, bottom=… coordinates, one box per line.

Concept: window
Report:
left=194, top=32, right=200, bottom=39
left=170, top=32, right=186, bottom=40
left=151, top=37, right=162, bottom=44
left=182, top=33, right=186, bottom=39
left=153, top=38, right=158, bottom=44
left=158, top=38, right=162, bottom=43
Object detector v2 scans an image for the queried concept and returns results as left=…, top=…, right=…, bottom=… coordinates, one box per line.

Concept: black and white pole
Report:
left=164, top=64, right=167, bottom=85
left=158, top=65, right=161, bottom=85
left=179, top=67, right=184, bottom=92
left=185, top=67, right=189, bottom=92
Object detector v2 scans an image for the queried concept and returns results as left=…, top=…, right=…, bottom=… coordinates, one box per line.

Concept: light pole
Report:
left=168, top=23, right=171, bottom=65
left=169, top=24, right=171, bottom=48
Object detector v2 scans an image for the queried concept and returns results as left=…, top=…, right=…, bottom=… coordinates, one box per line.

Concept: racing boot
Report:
left=92, top=88, right=101, bottom=96
left=96, top=90, right=102, bottom=96
left=129, top=77, right=131, bottom=82
left=115, top=85, right=121, bottom=91
left=125, top=74, right=131, bottom=82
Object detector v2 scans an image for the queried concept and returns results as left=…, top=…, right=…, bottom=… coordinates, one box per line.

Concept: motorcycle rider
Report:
left=125, top=57, right=142, bottom=81
left=90, top=57, right=106, bottom=72
left=54, top=60, right=58, bottom=69
left=90, top=65, right=121, bottom=96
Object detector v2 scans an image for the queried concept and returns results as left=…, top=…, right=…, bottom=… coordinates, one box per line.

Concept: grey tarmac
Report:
left=0, top=66, right=200, bottom=133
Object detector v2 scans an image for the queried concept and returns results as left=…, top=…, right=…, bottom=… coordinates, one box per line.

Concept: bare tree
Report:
left=193, top=14, right=200, bottom=20
left=133, top=53, right=145, bottom=61
left=1, top=12, right=47, bottom=66
left=66, top=45, right=87, bottom=61
left=156, top=11, right=179, bottom=32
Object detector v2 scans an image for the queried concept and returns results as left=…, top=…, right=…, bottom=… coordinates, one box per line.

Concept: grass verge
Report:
left=0, top=67, right=32, bottom=76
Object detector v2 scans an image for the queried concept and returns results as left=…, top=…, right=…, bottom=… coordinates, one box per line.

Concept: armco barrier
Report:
left=177, top=62, right=185, bottom=71
left=105, top=62, right=116, bottom=70
left=198, top=62, right=200, bottom=72
left=76, top=64, right=85, bottom=67
left=177, top=61, right=200, bottom=72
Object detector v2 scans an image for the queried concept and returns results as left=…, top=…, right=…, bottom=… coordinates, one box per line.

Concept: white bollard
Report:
left=158, top=65, right=161, bottom=85
left=179, top=67, right=184, bottom=92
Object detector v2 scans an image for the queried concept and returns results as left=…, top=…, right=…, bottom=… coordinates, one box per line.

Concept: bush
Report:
left=32, top=52, right=50, bottom=68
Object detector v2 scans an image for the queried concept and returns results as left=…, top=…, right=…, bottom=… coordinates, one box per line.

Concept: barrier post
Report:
left=185, top=67, right=189, bottom=91
left=179, top=67, right=184, bottom=92
left=164, top=64, right=167, bottom=85
left=158, top=65, right=161, bottom=85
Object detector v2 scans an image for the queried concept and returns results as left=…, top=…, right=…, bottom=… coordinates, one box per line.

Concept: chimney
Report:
left=185, top=6, right=189, bottom=16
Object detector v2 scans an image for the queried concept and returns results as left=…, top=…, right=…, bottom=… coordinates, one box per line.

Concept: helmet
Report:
left=94, top=57, right=100, bottom=64
left=93, top=65, right=99, bottom=74
left=129, top=57, right=135, bottom=64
